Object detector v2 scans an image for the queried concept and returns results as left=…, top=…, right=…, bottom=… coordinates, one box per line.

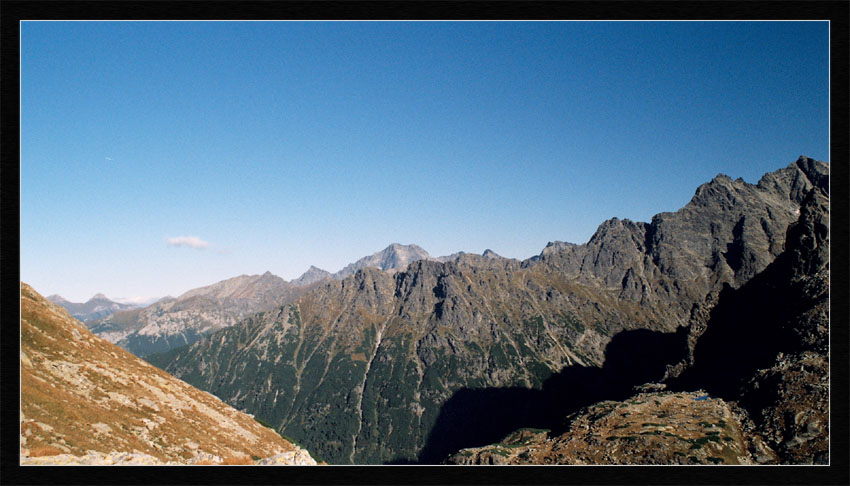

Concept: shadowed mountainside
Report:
left=444, top=183, right=829, bottom=465
left=413, top=326, right=689, bottom=464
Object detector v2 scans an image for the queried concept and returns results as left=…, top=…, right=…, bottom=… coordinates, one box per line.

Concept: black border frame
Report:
left=2, top=2, right=847, bottom=485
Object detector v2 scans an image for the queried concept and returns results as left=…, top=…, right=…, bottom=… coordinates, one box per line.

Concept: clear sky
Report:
left=21, top=21, right=829, bottom=302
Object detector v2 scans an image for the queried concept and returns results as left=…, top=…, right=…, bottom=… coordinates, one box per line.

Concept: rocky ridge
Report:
left=21, top=282, right=316, bottom=465
left=149, top=157, right=828, bottom=464
left=291, top=243, right=443, bottom=286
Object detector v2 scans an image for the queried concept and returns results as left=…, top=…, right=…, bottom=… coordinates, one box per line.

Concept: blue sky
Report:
left=21, top=21, right=829, bottom=302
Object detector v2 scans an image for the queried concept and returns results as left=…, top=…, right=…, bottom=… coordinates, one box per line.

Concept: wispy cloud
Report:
left=105, top=156, right=114, bottom=161
left=165, top=236, right=210, bottom=249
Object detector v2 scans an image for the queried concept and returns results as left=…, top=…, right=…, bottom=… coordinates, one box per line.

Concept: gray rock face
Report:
left=150, top=157, right=828, bottom=465
left=334, top=243, right=433, bottom=279
left=532, top=157, right=827, bottom=327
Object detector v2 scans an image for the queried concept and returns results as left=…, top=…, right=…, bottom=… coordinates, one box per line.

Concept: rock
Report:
left=446, top=391, right=772, bottom=465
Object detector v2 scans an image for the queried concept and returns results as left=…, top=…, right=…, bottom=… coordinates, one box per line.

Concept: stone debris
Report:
left=257, top=450, right=317, bottom=466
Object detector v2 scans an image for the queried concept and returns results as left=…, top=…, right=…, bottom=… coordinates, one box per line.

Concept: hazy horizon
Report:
left=21, top=21, right=829, bottom=302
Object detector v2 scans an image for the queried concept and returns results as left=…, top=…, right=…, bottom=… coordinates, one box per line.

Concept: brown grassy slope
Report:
left=20, top=282, right=298, bottom=462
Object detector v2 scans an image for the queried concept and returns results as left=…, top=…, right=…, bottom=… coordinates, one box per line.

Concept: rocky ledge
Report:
left=446, top=391, right=778, bottom=465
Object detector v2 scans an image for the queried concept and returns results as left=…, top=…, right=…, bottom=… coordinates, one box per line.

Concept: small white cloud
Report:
left=166, top=236, right=209, bottom=249
left=105, top=157, right=114, bottom=161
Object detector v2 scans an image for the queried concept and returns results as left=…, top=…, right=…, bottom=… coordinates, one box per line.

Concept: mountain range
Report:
left=46, top=293, right=139, bottom=322
left=86, top=271, right=315, bottom=357
left=289, top=243, right=471, bottom=286
left=145, top=157, right=829, bottom=464
left=21, top=283, right=316, bottom=465
left=85, top=243, right=475, bottom=358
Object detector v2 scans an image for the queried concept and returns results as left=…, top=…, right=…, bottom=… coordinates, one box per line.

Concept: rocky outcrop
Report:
left=445, top=391, right=777, bottom=465
left=20, top=283, right=316, bottom=465
left=150, top=157, right=828, bottom=464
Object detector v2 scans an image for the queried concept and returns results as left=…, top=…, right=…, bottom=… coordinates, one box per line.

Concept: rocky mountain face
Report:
left=20, top=283, right=316, bottom=465
left=149, top=157, right=828, bottom=465
left=669, top=184, right=830, bottom=464
left=87, top=272, right=312, bottom=358
left=448, top=163, right=830, bottom=466
left=334, top=243, right=433, bottom=279
left=46, top=293, right=137, bottom=322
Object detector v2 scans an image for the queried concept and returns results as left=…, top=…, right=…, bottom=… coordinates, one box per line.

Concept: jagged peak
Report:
left=482, top=249, right=502, bottom=259
left=383, top=242, right=428, bottom=254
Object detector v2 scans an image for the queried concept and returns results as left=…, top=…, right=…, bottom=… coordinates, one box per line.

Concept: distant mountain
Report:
left=434, top=251, right=467, bottom=263
left=150, top=157, right=828, bottom=464
left=46, top=293, right=137, bottom=322
left=291, top=245, right=494, bottom=286
left=87, top=272, right=312, bottom=357
left=291, top=265, right=333, bottom=287
left=21, top=282, right=315, bottom=465
left=333, top=243, right=433, bottom=279
left=112, top=295, right=165, bottom=307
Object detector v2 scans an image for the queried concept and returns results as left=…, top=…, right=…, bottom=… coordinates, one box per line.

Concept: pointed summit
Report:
left=91, top=293, right=109, bottom=301
left=482, top=249, right=502, bottom=259
left=291, top=266, right=333, bottom=287
left=335, top=244, right=431, bottom=279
